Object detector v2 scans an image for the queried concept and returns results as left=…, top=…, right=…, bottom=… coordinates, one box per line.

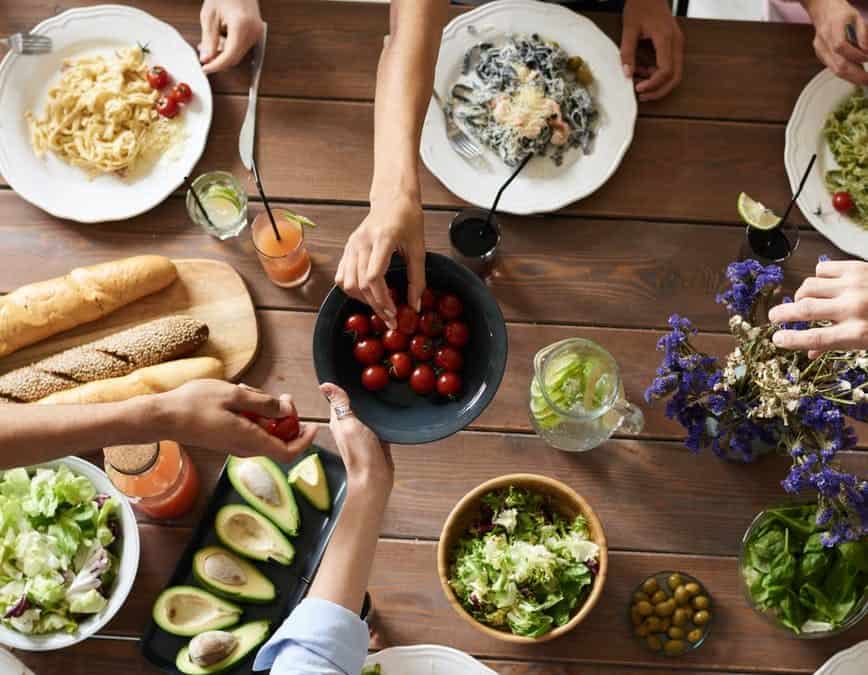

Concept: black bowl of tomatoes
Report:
left=313, top=252, right=508, bottom=445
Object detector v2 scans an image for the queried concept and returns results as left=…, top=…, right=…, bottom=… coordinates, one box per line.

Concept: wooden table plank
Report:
left=0, top=193, right=834, bottom=333
left=2, top=1, right=820, bottom=124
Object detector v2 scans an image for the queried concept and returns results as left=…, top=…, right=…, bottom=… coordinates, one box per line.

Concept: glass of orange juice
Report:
left=251, top=208, right=314, bottom=288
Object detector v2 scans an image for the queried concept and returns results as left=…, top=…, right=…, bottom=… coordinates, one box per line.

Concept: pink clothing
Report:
left=766, top=0, right=868, bottom=23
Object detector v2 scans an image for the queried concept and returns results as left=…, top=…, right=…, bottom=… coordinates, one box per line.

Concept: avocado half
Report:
left=152, top=586, right=241, bottom=637
left=288, top=454, right=331, bottom=512
left=227, top=456, right=300, bottom=535
left=193, top=546, right=276, bottom=603
left=175, top=620, right=271, bottom=674
left=215, top=504, right=295, bottom=565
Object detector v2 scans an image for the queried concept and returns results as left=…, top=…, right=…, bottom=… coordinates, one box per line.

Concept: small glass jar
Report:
left=186, top=171, right=249, bottom=240
left=104, top=441, right=200, bottom=521
left=251, top=208, right=312, bottom=288
left=449, top=208, right=501, bottom=275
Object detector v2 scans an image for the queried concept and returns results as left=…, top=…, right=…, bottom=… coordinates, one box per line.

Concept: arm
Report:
left=620, top=0, right=684, bottom=102
left=798, top=0, right=868, bottom=86
left=199, top=0, right=265, bottom=74
left=335, top=0, right=448, bottom=326
left=0, top=380, right=316, bottom=469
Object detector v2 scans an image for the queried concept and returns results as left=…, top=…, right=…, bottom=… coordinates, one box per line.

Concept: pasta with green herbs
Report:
left=824, top=90, right=868, bottom=228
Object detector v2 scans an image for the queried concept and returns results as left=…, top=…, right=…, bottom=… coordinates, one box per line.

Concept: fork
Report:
left=432, top=89, right=482, bottom=161
left=1, top=32, right=52, bottom=55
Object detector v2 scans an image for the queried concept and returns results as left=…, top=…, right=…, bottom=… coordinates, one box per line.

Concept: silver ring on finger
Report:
left=334, top=404, right=354, bottom=420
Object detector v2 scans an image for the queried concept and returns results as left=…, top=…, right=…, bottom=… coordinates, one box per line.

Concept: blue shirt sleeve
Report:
left=253, top=598, right=369, bottom=675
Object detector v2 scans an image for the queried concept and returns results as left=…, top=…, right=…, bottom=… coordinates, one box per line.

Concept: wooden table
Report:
left=2, top=2, right=867, bottom=673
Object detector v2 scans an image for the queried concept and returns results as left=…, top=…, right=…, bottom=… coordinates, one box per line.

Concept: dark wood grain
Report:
left=1, top=1, right=820, bottom=123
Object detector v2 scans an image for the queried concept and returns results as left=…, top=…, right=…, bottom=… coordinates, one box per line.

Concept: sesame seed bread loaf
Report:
left=0, top=316, right=208, bottom=402
left=36, top=356, right=224, bottom=405
left=0, top=255, right=177, bottom=359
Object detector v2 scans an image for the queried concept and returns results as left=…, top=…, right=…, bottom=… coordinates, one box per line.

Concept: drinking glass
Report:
left=251, top=208, right=312, bottom=288
left=186, top=171, right=248, bottom=240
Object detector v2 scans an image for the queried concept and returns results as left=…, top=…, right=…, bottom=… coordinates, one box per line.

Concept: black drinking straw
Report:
left=184, top=175, right=217, bottom=232
left=780, top=153, right=817, bottom=225
left=485, top=153, right=533, bottom=228
left=251, top=158, right=281, bottom=242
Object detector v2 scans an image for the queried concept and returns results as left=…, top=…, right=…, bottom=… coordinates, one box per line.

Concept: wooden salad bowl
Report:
left=437, top=473, right=608, bottom=644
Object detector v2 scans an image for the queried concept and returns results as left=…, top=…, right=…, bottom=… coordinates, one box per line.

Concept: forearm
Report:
left=369, top=0, right=447, bottom=204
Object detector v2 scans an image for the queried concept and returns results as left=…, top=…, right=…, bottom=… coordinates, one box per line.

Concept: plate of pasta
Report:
left=0, top=5, right=212, bottom=223
left=420, top=0, right=636, bottom=215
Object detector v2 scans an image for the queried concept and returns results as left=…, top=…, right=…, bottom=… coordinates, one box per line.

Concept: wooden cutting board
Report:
left=0, top=259, right=258, bottom=382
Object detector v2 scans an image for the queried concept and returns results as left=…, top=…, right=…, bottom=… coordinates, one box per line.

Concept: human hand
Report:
left=804, top=0, right=868, bottom=86
left=620, top=0, right=684, bottom=102
left=152, top=380, right=317, bottom=460
left=199, top=0, right=264, bottom=75
left=769, top=260, right=868, bottom=357
left=319, top=382, right=393, bottom=495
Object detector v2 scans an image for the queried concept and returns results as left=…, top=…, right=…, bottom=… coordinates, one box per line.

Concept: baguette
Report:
left=0, top=255, right=177, bottom=358
left=36, top=357, right=224, bottom=405
left=0, top=316, right=208, bottom=403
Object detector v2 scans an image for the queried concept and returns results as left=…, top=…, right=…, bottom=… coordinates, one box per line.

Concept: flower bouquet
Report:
left=646, top=259, right=867, bottom=546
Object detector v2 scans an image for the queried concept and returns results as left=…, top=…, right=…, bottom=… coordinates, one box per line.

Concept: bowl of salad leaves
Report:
left=438, top=474, right=607, bottom=643
left=0, top=457, right=139, bottom=651
left=739, top=503, right=868, bottom=639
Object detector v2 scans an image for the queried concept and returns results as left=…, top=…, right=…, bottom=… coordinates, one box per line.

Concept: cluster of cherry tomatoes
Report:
left=147, top=65, right=193, bottom=119
left=345, top=287, right=470, bottom=399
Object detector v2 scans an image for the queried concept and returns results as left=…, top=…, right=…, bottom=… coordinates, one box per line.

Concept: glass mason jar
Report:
left=529, top=338, right=644, bottom=451
left=186, top=170, right=249, bottom=240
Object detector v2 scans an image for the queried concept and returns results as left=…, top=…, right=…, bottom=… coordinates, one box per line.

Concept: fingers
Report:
left=794, top=276, right=847, bottom=301
left=366, top=239, right=398, bottom=326
left=620, top=25, right=640, bottom=79
left=339, top=247, right=362, bottom=302
left=816, top=37, right=868, bottom=85
left=226, top=418, right=299, bottom=461
left=199, top=4, right=220, bottom=64
left=772, top=323, right=862, bottom=353
left=816, top=259, right=862, bottom=278
left=230, top=385, right=295, bottom=419
left=320, top=382, right=351, bottom=415
left=857, top=16, right=868, bottom=52
left=404, top=239, right=427, bottom=313
left=635, top=30, right=680, bottom=101
left=285, top=421, right=319, bottom=457
left=768, top=297, right=844, bottom=324
left=203, top=30, right=245, bottom=74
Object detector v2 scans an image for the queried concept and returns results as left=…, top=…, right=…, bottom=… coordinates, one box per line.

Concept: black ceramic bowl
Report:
left=313, top=253, right=508, bottom=444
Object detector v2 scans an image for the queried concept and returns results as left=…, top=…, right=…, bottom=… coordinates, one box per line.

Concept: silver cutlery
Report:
left=1, top=32, right=52, bottom=55
left=432, top=89, right=482, bottom=161
left=239, top=22, right=267, bottom=171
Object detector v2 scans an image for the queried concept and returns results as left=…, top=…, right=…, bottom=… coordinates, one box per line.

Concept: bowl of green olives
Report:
left=628, top=571, right=713, bottom=657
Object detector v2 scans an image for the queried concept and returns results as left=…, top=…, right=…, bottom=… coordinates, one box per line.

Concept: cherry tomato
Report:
left=361, top=365, right=389, bottom=391
left=382, top=328, right=409, bottom=353
left=409, top=334, right=435, bottom=361
left=156, top=95, right=179, bottom=118
left=369, top=313, right=387, bottom=335
left=147, top=65, right=169, bottom=89
left=833, top=191, right=854, bottom=214
left=353, top=338, right=384, bottom=366
left=437, top=293, right=463, bottom=320
left=434, top=346, right=464, bottom=372
left=420, top=288, right=438, bottom=311
left=396, top=304, right=420, bottom=335
left=270, top=415, right=300, bottom=442
left=410, top=364, right=436, bottom=395
left=419, top=310, right=444, bottom=338
left=240, top=411, right=260, bottom=423
left=388, top=352, right=413, bottom=380
left=344, top=313, right=370, bottom=341
left=436, top=372, right=463, bottom=398
left=444, top=321, right=470, bottom=348
left=169, top=82, right=192, bottom=104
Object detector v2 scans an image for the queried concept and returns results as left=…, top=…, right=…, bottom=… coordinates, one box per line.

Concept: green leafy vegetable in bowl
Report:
left=361, top=667, right=382, bottom=675
left=0, top=465, right=121, bottom=635
left=448, top=487, right=599, bottom=638
left=740, top=505, right=868, bottom=636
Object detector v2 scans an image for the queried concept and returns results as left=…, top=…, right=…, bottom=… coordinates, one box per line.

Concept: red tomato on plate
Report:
left=436, top=372, right=462, bottom=398
left=444, top=321, right=470, bottom=348
left=833, top=191, right=854, bottom=214
left=353, top=338, right=384, bottom=366
left=361, top=365, right=389, bottom=391
left=434, top=346, right=463, bottom=372
left=410, top=364, right=436, bottom=395
left=388, top=352, right=413, bottom=380
left=437, top=293, right=463, bottom=320
left=147, top=65, right=169, bottom=89
left=409, top=334, right=435, bottom=361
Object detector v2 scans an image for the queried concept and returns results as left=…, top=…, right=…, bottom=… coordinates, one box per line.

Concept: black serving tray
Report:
left=141, top=447, right=347, bottom=674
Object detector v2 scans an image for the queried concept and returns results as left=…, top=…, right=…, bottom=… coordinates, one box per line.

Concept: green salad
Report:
left=0, top=465, right=121, bottom=635
left=448, top=486, right=599, bottom=638
left=361, top=667, right=382, bottom=675
left=825, top=90, right=868, bottom=227
left=741, top=505, right=868, bottom=635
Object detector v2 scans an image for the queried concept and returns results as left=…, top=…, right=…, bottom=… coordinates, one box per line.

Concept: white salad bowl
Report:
left=0, top=456, right=140, bottom=651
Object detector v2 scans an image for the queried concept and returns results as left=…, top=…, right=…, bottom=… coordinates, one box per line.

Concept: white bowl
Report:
left=364, top=645, right=498, bottom=674
left=0, top=456, right=140, bottom=651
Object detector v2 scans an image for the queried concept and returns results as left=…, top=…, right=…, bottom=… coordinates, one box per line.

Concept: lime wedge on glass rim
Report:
left=737, top=192, right=781, bottom=230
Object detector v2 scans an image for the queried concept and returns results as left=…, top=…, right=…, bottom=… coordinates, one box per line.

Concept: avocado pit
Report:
left=188, top=630, right=239, bottom=667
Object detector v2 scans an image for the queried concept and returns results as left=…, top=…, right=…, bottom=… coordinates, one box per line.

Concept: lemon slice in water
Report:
left=738, top=192, right=781, bottom=230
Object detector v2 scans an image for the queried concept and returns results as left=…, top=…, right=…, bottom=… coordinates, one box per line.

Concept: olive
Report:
left=642, top=577, right=660, bottom=595
left=631, top=607, right=643, bottom=626
left=673, top=586, right=690, bottom=606
left=655, top=599, right=676, bottom=617
left=637, top=601, right=653, bottom=616
left=668, top=626, right=685, bottom=640
left=659, top=617, right=671, bottom=633
left=664, top=640, right=687, bottom=656
left=694, top=610, right=711, bottom=626
left=636, top=623, right=650, bottom=637
left=684, top=582, right=701, bottom=596
left=645, top=616, right=662, bottom=632
left=633, top=591, right=650, bottom=603
left=687, top=628, right=703, bottom=643
left=668, top=573, right=683, bottom=590
left=651, top=590, right=668, bottom=605
left=684, top=607, right=695, bottom=621
left=646, top=635, right=662, bottom=652
left=692, top=595, right=710, bottom=611
left=672, top=608, right=689, bottom=627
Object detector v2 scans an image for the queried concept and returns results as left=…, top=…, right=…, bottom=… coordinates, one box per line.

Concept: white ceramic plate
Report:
left=364, top=645, right=498, bottom=674
left=785, top=69, right=868, bottom=260
left=814, top=640, right=868, bottom=675
left=420, top=0, right=636, bottom=215
left=0, top=456, right=140, bottom=651
left=0, top=4, right=213, bottom=223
